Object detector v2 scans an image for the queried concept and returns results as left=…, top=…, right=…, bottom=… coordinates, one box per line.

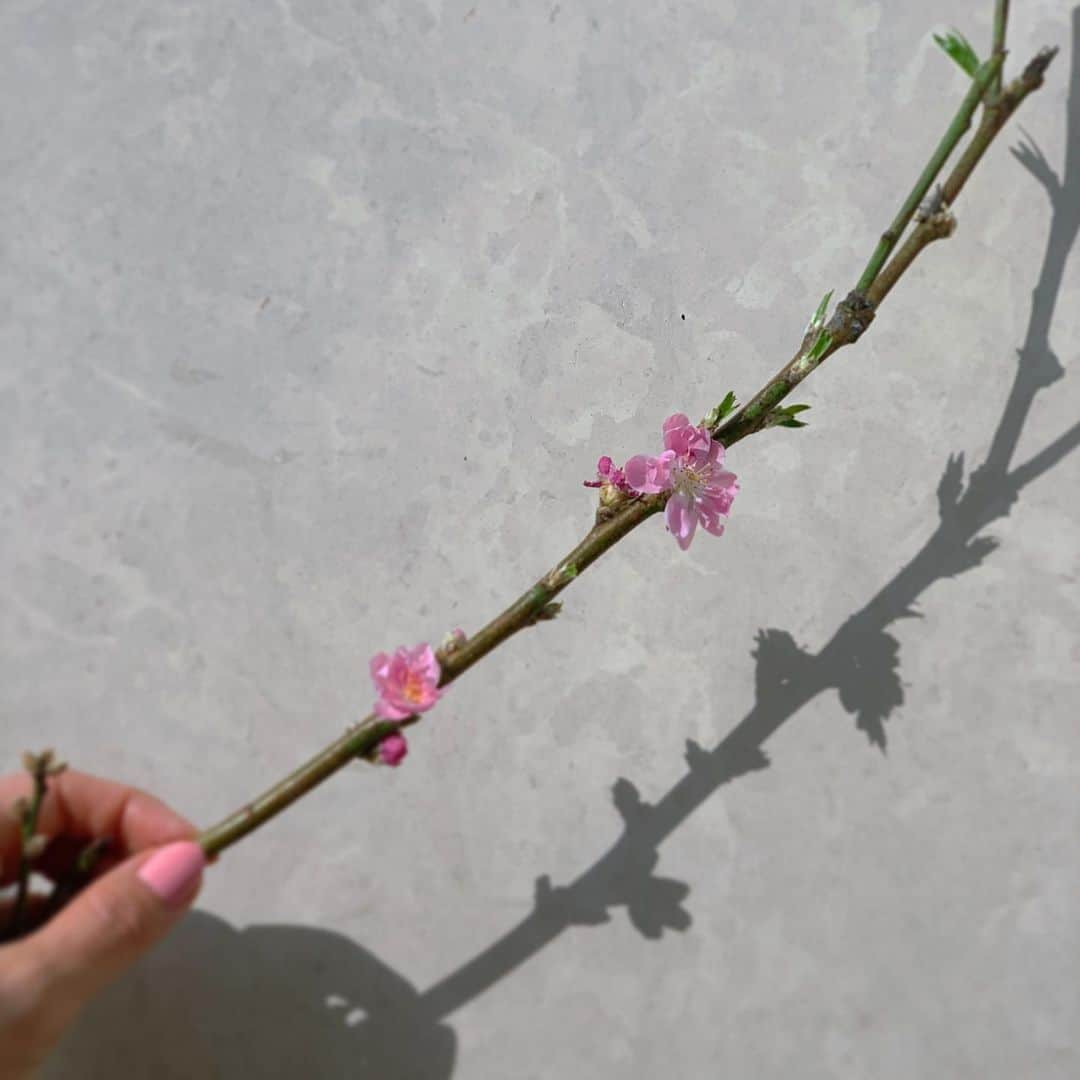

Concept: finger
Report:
left=8, top=842, right=205, bottom=1020
left=0, top=771, right=195, bottom=884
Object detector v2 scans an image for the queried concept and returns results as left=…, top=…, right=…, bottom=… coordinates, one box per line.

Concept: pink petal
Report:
left=665, top=491, right=698, bottom=550
left=662, top=413, right=691, bottom=436
left=415, top=644, right=441, bottom=683
left=697, top=500, right=727, bottom=536
left=662, top=413, right=694, bottom=455
left=623, top=451, right=675, bottom=494
left=705, top=438, right=725, bottom=467
left=683, top=427, right=713, bottom=466
left=374, top=696, right=412, bottom=721
left=369, top=652, right=391, bottom=684
left=623, top=454, right=651, bottom=491
left=701, top=486, right=736, bottom=518
left=705, top=473, right=739, bottom=513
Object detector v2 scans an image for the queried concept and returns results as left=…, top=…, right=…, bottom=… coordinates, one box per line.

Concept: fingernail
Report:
left=137, top=841, right=206, bottom=908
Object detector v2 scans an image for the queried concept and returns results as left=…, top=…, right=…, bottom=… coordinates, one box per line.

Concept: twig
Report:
left=196, top=25, right=1057, bottom=859
left=990, top=0, right=1010, bottom=100
left=870, top=47, right=1060, bottom=307
left=855, top=54, right=1002, bottom=293
left=4, top=750, right=64, bottom=939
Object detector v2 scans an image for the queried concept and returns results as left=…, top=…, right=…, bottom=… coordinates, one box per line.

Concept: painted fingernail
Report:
left=137, top=841, right=206, bottom=908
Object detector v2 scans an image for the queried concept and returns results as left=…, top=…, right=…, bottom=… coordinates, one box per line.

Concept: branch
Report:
left=196, top=39, right=1057, bottom=859
left=869, top=47, right=1060, bottom=307
left=990, top=0, right=1010, bottom=100
left=856, top=54, right=1002, bottom=293
left=3, top=750, right=64, bottom=940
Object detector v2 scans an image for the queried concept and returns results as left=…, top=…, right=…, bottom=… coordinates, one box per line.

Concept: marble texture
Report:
left=1, top=1, right=1078, bottom=1076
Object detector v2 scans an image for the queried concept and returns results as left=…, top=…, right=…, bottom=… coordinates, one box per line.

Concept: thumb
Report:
left=23, top=841, right=205, bottom=1008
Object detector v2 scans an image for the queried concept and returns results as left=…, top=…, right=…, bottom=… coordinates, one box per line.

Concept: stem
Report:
left=943, top=48, right=1058, bottom=207
left=730, top=47, right=1057, bottom=441
left=196, top=41, right=1055, bottom=860
left=871, top=47, right=1060, bottom=308
left=5, top=765, right=48, bottom=939
left=991, top=0, right=1010, bottom=99
left=855, top=54, right=1002, bottom=293
left=200, top=497, right=664, bottom=856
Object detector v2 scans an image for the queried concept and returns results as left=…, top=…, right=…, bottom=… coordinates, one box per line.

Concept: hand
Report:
left=0, top=770, right=206, bottom=1078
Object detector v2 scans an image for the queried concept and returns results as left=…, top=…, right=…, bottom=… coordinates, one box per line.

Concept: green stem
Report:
left=855, top=54, right=1002, bottom=293
left=990, top=0, right=1010, bottom=99
left=871, top=47, right=1059, bottom=308
left=196, top=37, right=1055, bottom=861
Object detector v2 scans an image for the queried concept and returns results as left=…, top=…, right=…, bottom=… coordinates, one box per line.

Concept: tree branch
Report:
left=856, top=54, right=1002, bottom=293
left=196, top=37, right=1057, bottom=859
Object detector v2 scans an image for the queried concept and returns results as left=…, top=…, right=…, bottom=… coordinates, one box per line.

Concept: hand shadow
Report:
left=45, top=910, right=456, bottom=1080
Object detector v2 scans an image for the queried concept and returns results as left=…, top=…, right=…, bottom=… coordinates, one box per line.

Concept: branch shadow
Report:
left=47, top=11, right=1080, bottom=1078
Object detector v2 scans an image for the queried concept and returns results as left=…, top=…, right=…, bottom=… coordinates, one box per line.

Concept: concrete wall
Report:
left=2, top=1, right=1077, bottom=1076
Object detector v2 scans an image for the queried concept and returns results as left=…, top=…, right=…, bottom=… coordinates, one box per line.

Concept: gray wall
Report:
left=2, top=1, right=1077, bottom=1076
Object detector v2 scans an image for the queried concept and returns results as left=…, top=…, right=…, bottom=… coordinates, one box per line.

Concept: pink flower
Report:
left=624, top=413, right=739, bottom=550
left=370, top=643, right=442, bottom=720
left=377, top=731, right=409, bottom=767
left=583, top=455, right=633, bottom=493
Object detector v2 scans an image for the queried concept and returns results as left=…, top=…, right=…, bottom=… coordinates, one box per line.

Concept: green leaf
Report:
left=702, top=390, right=738, bottom=429
left=807, top=289, right=833, bottom=334
left=770, top=403, right=811, bottom=430
left=807, top=330, right=832, bottom=364
left=933, top=28, right=981, bottom=78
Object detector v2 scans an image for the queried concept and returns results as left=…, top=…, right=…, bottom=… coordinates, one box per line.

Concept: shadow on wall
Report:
left=44, top=910, right=458, bottom=1079
left=49, top=10, right=1080, bottom=1079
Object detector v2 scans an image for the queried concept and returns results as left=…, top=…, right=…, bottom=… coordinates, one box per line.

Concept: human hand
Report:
left=0, top=770, right=205, bottom=1078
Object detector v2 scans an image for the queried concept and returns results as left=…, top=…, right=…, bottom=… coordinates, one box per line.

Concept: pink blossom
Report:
left=370, top=643, right=442, bottom=720
left=661, top=413, right=712, bottom=459
left=377, top=731, right=409, bottom=767
left=583, top=455, right=633, bottom=493
left=624, top=413, right=739, bottom=550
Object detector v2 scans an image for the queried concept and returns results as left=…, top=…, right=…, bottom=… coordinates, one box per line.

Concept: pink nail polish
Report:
left=137, top=841, right=206, bottom=908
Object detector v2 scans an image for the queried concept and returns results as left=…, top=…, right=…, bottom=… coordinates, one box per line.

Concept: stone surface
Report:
left=2, top=1, right=1078, bottom=1077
